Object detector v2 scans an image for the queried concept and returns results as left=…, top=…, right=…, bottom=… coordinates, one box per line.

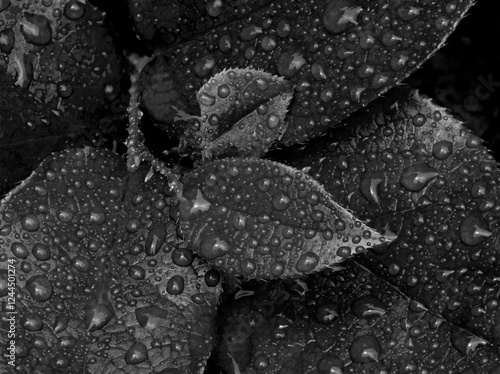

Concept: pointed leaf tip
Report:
left=177, top=158, right=394, bottom=279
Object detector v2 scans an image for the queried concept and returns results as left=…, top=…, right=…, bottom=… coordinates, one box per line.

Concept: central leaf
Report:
left=176, top=158, right=394, bottom=278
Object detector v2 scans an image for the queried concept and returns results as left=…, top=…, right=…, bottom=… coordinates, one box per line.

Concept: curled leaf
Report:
left=181, top=68, right=294, bottom=158
left=176, top=158, right=393, bottom=279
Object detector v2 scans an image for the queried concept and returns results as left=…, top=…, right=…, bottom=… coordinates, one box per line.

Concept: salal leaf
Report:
left=216, top=260, right=500, bottom=373
left=179, top=68, right=293, bottom=159
left=0, top=147, right=221, bottom=374
left=284, top=87, right=500, bottom=349
left=175, top=158, right=393, bottom=279
left=139, top=0, right=475, bottom=145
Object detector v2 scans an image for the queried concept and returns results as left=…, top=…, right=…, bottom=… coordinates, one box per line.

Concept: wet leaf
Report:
left=175, top=158, right=393, bottom=279
left=180, top=68, right=293, bottom=159
left=216, top=260, right=500, bottom=373
left=0, top=148, right=221, bottom=373
left=139, top=0, right=475, bottom=146
left=287, top=87, right=500, bottom=345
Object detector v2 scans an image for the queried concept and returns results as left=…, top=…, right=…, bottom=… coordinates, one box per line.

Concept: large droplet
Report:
left=145, top=223, right=167, bottom=256
left=450, top=328, right=487, bottom=355
left=11, top=242, right=28, bottom=259
left=204, top=269, right=221, bottom=287
left=20, top=313, right=43, bottom=331
left=349, top=335, right=381, bottom=364
left=315, top=302, right=339, bottom=324
left=295, top=252, right=319, bottom=273
left=199, top=236, right=229, bottom=260
left=124, top=342, right=148, bottom=364
left=85, top=291, right=115, bottom=332
left=64, top=0, right=86, bottom=20
left=167, top=275, right=185, bottom=295
left=323, top=0, right=361, bottom=34
left=432, top=140, right=453, bottom=160
left=460, top=215, right=492, bottom=246
left=317, top=356, right=344, bottom=374
left=172, top=247, right=194, bottom=267
left=20, top=214, right=40, bottom=231
left=20, top=13, right=51, bottom=45
left=26, top=275, right=53, bottom=302
left=400, top=164, right=439, bottom=192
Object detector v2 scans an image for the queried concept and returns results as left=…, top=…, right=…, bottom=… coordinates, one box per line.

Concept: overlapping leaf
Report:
left=175, top=158, right=393, bottom=279
left=139, top=0, right=475, bottom=146
left=215, top=87, right=500, bottom=373
left=0, top=148, right=221, bottom=373
left=179, top=68, right=293, bottom=159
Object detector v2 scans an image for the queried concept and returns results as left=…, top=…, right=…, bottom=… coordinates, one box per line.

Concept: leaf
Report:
left=286, top=87, right=500, bottom=344
left=0, top=147, right=221, bottom=373
left=180, top=68, right=293, bottom=158
left=175, top=158, right=393, bottom=279
left=216, top=260, right=500, bottom=373
left=139, top=0, right=475, bottom=146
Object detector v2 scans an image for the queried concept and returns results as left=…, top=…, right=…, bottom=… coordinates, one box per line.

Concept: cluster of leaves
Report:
left=2, top=0, right=500, bottom=374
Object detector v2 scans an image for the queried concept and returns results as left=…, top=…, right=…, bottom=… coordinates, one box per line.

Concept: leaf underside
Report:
left=0, top=148, right=221, bottom=374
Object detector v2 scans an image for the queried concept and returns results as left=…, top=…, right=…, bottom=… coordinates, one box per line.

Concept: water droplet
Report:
left=272, top=193, right=291, bottom=211
left=128, top=265, right=146, bottom=280
left=0, top=28, right=14, bottom=54
left=239, top=25, right=262, bottom=41
left=315, top=302, right=339, bottom=324
left=277, top=52, right=306, bottom=78
left=400, top=164, right=439, bottom=192
left=372, top=73, right=389, bottom=89
left=317, top=356, right=344, bottom=374
left=26, top=275, right=53, bottom=301
left=32, top=243, right=51, bottom=261
left=217, top=84, right=230, bottom=98
left=125, top=342, right=148, bottom=364
left=432, top=140, right=453, bottom=160
left=261, top=36, right=277, bottom=51
left=20, top=13, right=52, bottom=46
left=85, top=292, right=115, bottom=332
left=20, top=313, right=43, bottom=331
left=200, top=236, right=229, bottom=259
left=172, top=247, right=194, bottom=267
left=397, top=5, right=422, bottom=21
left=20, top=214, right=40, bottom=231
left=270, top=261, right=285, bottom=277
left=145, top=223, right=167, bottom=256
left=206, top=0, right=223, bottom=17
left=167, top=275, right=185, bottom=295
left=296, top=252, right=319, bottom=273
left=460, top=215, right=492, bottom=246
left=351, top=296, right=386, bottom=319
left=72, top=255, right=90, bottom=272
left=349, top=334, right=381, bottom=363
left=204, top=269, right=221, bottom=287
left=360, top=177, right=382, bottom=205
left=64, top=0, right=86, bottom=20
left=53, top=316, right=68, bottom=334
left=240, top=258, right=257, bottom=275
left=323, top=1, right=362, bottom=34
left=254, top=355, right=270, bottom=370
left=199, top=92, right=216, bottom=106
left=11, top=242, right=28, bottom=259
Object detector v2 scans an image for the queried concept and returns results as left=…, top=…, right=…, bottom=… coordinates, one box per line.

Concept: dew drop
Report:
left=272, top=193, right=291, bottom=211
left=172, top=247, right=194, bottom=267
left=167, top=275, right=185, bottom=295
left=85, top=293, right=115, bottom=332
left=349, top=335, right=381, bottom=364
left=64, top=0, right=86, bottom=20
left=351, top=296, right=387, bottom=319
left=20, top=313, right=43, bottom=331
left=206, top=0, right=223, bottom=17
left=124, top=342, right=148, bottom=364
left=20, top=13, right=52, bottom=46
left=315, top=302, right=339, bottom=324
left=200, top=236, right=229, bottom=259
left=296, top=252, right=319, bottom=273
left=460, top=215, right=492, bottom=246
left=199, top=92, right=216, bottom=106
left=270, top=261, right=285, bottom=277
left=204, top=269, right=221, bottom=287
left=400, top=164, right=439, bottom=192
left=20, top=214, right=40, bottom=232
left=26, top=275, right=53, bottom=302
left=432, top=140, right=453, bottom=160
left=11, top=242, right=28, bottom=259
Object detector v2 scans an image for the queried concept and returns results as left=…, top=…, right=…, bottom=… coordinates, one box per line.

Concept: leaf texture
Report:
left=176, top=158, right=393, bottom=279
left=0, top=148, right=221, bottom=374
left=139, top=0, right=475, bottom=145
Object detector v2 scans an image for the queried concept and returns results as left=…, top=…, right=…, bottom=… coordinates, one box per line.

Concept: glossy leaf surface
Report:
left=140, top=0, right=475, bottom=145
left=0, top=148, right=221, bottom=373
left=176, top=158, right=393, bottom=279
